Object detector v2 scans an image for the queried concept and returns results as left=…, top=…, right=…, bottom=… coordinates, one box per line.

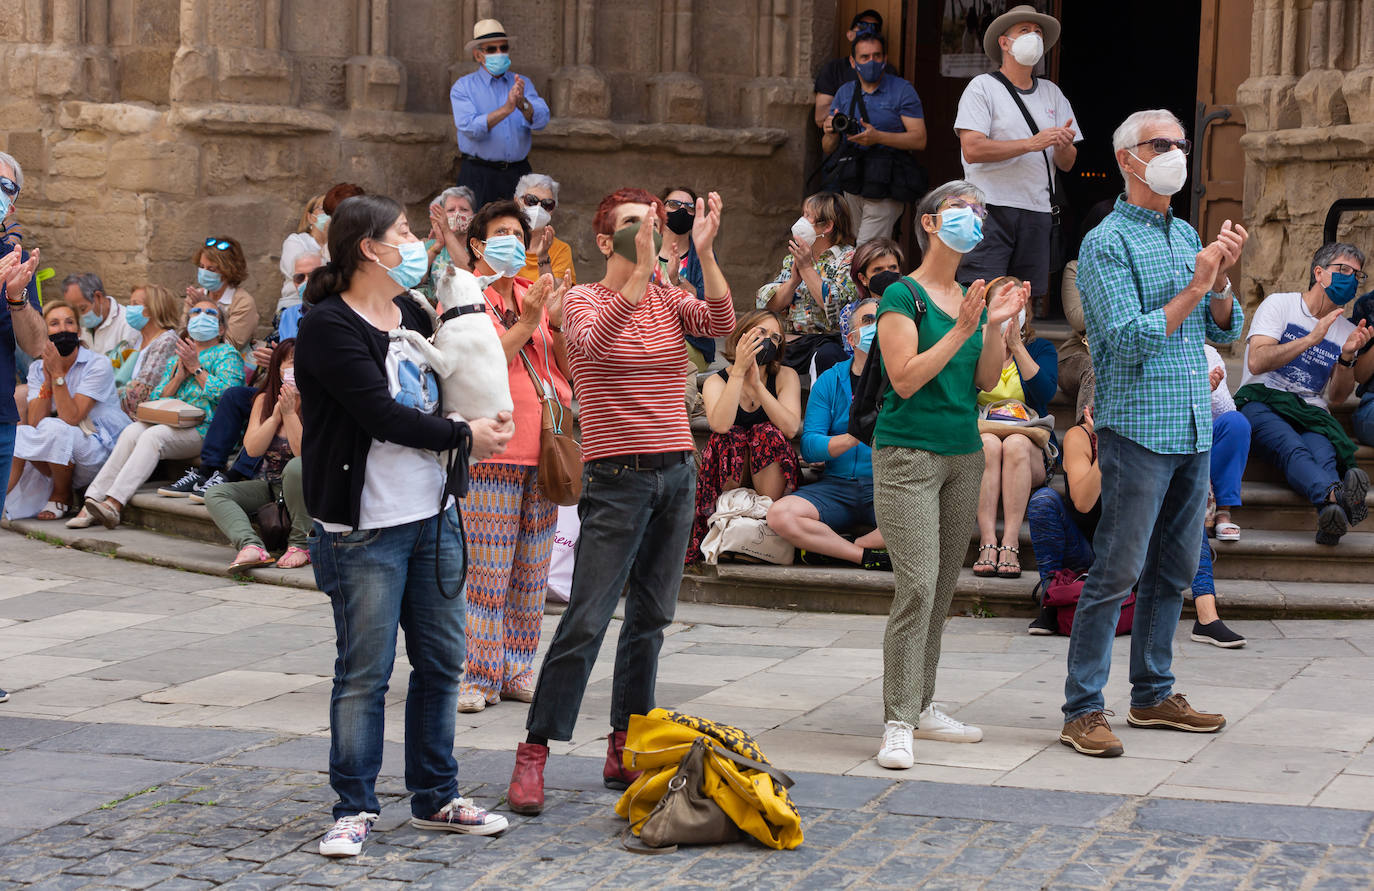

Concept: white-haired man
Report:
left=513, top=173, right=576, bottom=284
left=1061, top=110, right=1247, bottom=758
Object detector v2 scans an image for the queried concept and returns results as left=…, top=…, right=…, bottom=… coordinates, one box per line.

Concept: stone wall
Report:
left=1239, top=0, right=1374, bottom=309
left=0, top=0, right=831, bottom=323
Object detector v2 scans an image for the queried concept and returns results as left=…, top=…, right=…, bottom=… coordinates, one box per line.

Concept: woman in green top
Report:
left=872, top=180, right=1028, bottom=771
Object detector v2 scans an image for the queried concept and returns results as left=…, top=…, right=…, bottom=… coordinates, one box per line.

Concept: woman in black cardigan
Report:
left=295, top=194, right=513, bottom=857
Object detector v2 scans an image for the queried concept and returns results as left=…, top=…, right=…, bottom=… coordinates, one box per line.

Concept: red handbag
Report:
left=1041, top=570, right=1134, bottom=637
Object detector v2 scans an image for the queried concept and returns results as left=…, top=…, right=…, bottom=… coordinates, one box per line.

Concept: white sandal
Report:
left=1214, top=511, right=1240, bottom=541
left=66, top=509, right=95, bottom=529
left=37, top=501, right=71, bottom=521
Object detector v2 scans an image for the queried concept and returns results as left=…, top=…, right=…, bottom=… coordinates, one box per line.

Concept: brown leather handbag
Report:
left=518, top=349, right=582, bottom=506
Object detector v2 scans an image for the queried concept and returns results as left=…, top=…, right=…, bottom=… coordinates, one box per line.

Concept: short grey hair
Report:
left=514, top=173, right=560, bottom=203
left=846, top=296, right=879, bottom=329
left=429, top=186, right=476, bottom=211
left=1310, top=242, right=1366, bottom=287
left=61, top=273, right=104, bottom=302
left=0, top=151, right=22, bottom=189
left=1112, top=109, right=1186, bottom=185
left=915, top=180, right=986, bottom=253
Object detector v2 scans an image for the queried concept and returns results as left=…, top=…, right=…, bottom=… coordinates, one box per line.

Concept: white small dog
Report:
left=393, top=265, right=513, bottom=463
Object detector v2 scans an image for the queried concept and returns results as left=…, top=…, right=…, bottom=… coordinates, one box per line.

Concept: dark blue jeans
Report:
left=0, top=421, right=15, bottom=517
left=310, top=507, right=467, bottom=819
left=1063, top=429, right=1209, bottom=720
left=199, top=385, right=260, bottom=478
left=1241, top=400, right=1338, bottom=507
left=526, top=458, right=696, bottom=741
left=1354, top=392, right=1374, bottom=446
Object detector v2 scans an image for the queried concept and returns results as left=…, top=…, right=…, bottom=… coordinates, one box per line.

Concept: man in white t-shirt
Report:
left=954, top=4, right=1080, bottom=309
left=1238, top=242, right=1374, bottom=545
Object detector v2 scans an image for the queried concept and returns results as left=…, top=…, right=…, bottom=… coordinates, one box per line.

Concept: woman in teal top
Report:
left=871, top=180, right=1028, bottom=771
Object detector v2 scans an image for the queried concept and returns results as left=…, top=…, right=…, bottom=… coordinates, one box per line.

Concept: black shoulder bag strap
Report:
left=990, top=72, right=1059, bottom=223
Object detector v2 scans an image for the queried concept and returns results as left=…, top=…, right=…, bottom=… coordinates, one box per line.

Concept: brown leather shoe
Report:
left=508, top=742, right=548, bottom=815
left=1127, top=693, right=1226, bottom=733
left=1060, top=710, right=1124, bottom=757
left=603, top=729, right=641, bottom=791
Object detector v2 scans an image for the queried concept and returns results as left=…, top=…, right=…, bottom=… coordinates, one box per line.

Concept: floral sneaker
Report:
left=319, top=812, right=377, bottom=857
left=410, top=797, right=508, bottom=836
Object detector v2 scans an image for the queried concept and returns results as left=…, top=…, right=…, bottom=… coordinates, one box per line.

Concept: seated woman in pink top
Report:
left=456, top=199, right=573, bottom=714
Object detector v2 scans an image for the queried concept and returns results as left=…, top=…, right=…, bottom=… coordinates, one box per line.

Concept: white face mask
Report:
left=523, top=203, right=551, bottom=231
left=1129, top=147, right=1189, bottom=197
left=790, top=216, right=818, bottom=247
left=1008, top=32, right=1044, bottom=66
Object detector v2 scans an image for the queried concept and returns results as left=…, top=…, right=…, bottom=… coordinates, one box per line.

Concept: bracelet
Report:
left=7, top=295, right=27, bottom=308
left=1338, top=354, right=1357, bottom=368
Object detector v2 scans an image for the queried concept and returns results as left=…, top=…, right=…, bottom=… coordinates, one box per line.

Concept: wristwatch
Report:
left=53, top=375, right=66, bottom=387
left=1210, top=278, right=1234, bottom=302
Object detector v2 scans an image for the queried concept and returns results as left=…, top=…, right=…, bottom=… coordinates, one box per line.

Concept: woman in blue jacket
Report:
left=973, top=310, right=1059, bottom=578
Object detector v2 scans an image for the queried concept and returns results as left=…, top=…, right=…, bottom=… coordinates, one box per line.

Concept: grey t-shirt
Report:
left=953, top=73, right=1082, bottom=212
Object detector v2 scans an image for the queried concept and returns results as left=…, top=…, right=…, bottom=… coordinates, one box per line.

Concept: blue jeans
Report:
left=1063, top=429, right=1209, bottom=720
left=0, top=422, right=15, bottom=517
left=1354, top=392, right=1374, bottom=446
left=1241, top=401, right=1337, bottom=507
left=199, top=386, right=261, bottom=478
left=1210, top=410, right=1251, bottom=507
left=526, top=458, right=696, bottom=741
left=310, top=507, right=467, bottom=819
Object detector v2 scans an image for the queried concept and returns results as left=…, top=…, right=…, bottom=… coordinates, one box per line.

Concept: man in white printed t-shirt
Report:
left=953, top=4, right=1081, bottom=312
left=1237, top=242, right=1374, bottom=545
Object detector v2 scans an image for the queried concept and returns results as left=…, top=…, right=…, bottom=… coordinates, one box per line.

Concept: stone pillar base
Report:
left=1294, top=68, right=1348, bottom=127
left=346, top=55, right=406, bottom=112
left=740, top=77, right=813, bottom=130
left=1236, top=75, right=1301, bottom=132
left=550, top=65, right=610, bottom=120
left=647, top=72, right=705, bottom=125
left=1342, top=67, right=1374, bottom=124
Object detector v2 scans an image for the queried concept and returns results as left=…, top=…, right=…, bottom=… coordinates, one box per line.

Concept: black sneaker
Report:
left=861, top=548, right=892, bottom=572
left=1316, top=502, right=1348, bottom=545
left=158, top=467, right=208, bottom=498
left=0, top=687, right=9, bottom=703
left=1191, top=619, right=1247, bottom=649
left=187, top=470, right=228, bottom=505
left=1028, top=605, right=1058, bottom=636
left=1343, top=467, right=1369, bottom=525
left=797, top=549, right=841, bottom=567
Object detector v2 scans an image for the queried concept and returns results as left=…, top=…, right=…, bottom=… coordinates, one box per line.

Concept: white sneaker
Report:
left=877, top=720, right=915, bottom=769
left=318, top=812, right=377, bottom=857
left=915, top=703, right=983, bottom=743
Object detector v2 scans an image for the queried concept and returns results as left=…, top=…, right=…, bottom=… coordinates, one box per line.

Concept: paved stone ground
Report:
left=1, top=531, right=1373, bottom=888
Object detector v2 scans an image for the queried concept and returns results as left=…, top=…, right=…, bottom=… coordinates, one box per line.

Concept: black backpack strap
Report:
left=990, top=72, right=1057, bottom=213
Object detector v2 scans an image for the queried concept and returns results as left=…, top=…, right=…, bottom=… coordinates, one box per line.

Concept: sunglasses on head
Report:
left=664, top=199, right=696, bottom=213
left=482, top=43, right=509, bottom=53
left=204, top=237, right=231, bottom=250
left=1135, top=138, right=1191, bottom=155
left=0, top=177, right=18, bottom=198
left=939, top=197, right=988, bottom=219
left=520, top=194, right=556, bottom=212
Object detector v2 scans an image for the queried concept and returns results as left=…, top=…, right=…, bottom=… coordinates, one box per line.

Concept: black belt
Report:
left=463, top=156, right=527, bottom=170
left=598, top=451, right=692, bottom=471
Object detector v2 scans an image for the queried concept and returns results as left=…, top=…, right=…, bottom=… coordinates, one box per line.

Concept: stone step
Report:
left=1230, top=480, right=1374, bottom=532
left=121, top=490, right=228, bottom=545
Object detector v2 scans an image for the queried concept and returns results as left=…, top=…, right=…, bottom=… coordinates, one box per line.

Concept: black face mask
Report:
left=755, top=340, right=778, bottom=366
left=666, top=207, right=694, bottom=235
left=49, top=331, right=80, bottom=357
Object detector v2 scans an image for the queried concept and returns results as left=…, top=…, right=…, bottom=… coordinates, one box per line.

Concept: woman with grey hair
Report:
left=871, top=180, right=1028, bottom=770
left=513, top=173, right=576, bottom=284
left=423, top=186, right=476, bottom=297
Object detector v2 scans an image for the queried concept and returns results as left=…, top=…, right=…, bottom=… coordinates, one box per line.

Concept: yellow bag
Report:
left=614, top=709, right=804, bottom=850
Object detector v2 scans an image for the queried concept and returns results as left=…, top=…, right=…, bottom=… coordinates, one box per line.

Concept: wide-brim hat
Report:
left=983, top=4, right=1061, bottom=62
left=466, top=18, right=513, bottom=53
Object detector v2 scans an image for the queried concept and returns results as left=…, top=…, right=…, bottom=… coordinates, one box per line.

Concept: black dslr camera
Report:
left=830, top=112, right=863, bottom=136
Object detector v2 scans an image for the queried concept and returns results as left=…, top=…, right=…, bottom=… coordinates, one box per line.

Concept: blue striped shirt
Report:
left=449, top=69, right=550, bottom=162
left=1079, top=196, right=1244, bottom=454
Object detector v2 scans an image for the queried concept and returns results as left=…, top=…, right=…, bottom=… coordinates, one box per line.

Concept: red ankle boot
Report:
left=603, top=729, right=641, bottom=791
left=508, top=742, right=548, bottom=815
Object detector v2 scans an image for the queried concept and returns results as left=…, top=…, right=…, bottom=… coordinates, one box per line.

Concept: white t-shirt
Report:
left=953, top=74, right=1082, bottom=212
left=1240, top=291, right=1355, bottom=410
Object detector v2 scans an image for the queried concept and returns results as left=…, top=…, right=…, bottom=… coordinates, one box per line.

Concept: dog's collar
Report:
left=440, top=303, right=487, bottom=323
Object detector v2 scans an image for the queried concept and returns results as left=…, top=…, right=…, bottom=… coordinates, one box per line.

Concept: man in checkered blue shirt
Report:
left=1059, top=110, right=1247, bottom=759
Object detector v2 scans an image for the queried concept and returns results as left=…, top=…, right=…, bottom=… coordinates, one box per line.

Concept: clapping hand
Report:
left=185, top=286, right=208, bottom=310
left=0, top=247, right=39, bottom=300
left=691, top=192, right=723, bottom=253
left=547, top=269, right=571, bottom=328
left=519, top=274, right=553, bottom=326
left=530, top=224, right=555, bottom=258
left=634, top=202, right=660, bottom=272
left=1311, top=308, right=1344, bottom=346
left=174, top=337, right=202, bottom=375
left=1209, top=365, right=1225, bottom=392
left=427, top=203, right=447, bottom=241
left=506, top=76, right=526, bottom=111
left=986, top=278, right=1030, bottom=330
left=1342, top=319, right=1373, bottom=358
left=732, top=327, right=765, bottom=376
left=1212, top=220, right=1247, bottom=288
left=788, top=235, right=815, bottom=269
left=40, top=342, right=62, bottom=384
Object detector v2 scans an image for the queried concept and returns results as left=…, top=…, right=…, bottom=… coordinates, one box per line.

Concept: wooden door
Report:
left=834, top=0, right=907, bottom=64
left=1193, top=0, right=1251, bottom=259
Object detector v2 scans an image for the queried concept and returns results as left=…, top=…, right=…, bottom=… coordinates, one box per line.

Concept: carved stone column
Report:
left=1294, top=0, right=1350, bottom=126
left=32, top=0, right=115, bottom=100
left=1236, top=0, right=1302, bottom=131
left=647, top=0, right=706, bottom=124
left=1344, top=0, right=1374, bottom=122
left=346, top=0, right=407, bottom=110
left=741, top=0, right=813, bottom=130
left=550, top=0, right=610, bottom=119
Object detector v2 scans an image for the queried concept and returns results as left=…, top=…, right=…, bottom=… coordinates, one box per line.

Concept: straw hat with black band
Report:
left=466, top=18, right=513, bottom=54
left=983, top=4, right=1061, bottom=62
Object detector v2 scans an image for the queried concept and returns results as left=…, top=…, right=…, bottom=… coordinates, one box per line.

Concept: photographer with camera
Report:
left=822, top=31, right=927, bottom=245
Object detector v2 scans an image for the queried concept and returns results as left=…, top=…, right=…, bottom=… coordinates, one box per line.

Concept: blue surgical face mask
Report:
left=297, top=282, right=307, bottom=301
left=855, top=59, right=884, bottom=83
left=187, top=312, right=221, bottom=342
left=484, top=53, right=511, bottom=77
left=482, top=235, right=527, bottom=278
left=197, top=267, right=223, bottom=292
left=81, top=309, right=103, bottom=329
left=315, top=212, right=329, bottom=230
left=935, top=207, right=984, bottom=254
left=0, top=192, right=12, bottom=221
left=125, top=305, right=147, bottom=331
left=1325, top=270, right=1359, bottom=306
left=858, top=323, right=877, bottom=353
left=377, top=240, right=428, bottom=289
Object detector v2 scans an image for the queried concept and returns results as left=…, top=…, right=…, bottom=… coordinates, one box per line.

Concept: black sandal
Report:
left=972, top=543, right=999, bottom=577
left=996, top=545, right=1023, bottom=579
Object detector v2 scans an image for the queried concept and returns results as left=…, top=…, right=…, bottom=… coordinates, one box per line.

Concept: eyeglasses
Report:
left=520, top=194, right=556, bottom=212
left=204, top=237, right=231, bottom=250
left=1135, top=138, right=1191, bottom=155
left=664, top=199, right=696, bottom=213
left=939, top=197, right=988, bottom=219
left=291, top=272, right=310, bottom=284
left=188, top=307, right=219, bottom=317
left=1329, top=263, right=1369, bottom=284
left=0, top=177, right=18, bottom=198
left=857, top=312, right=877, bottom=326
left=481, top=43, right=509, bottom=53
